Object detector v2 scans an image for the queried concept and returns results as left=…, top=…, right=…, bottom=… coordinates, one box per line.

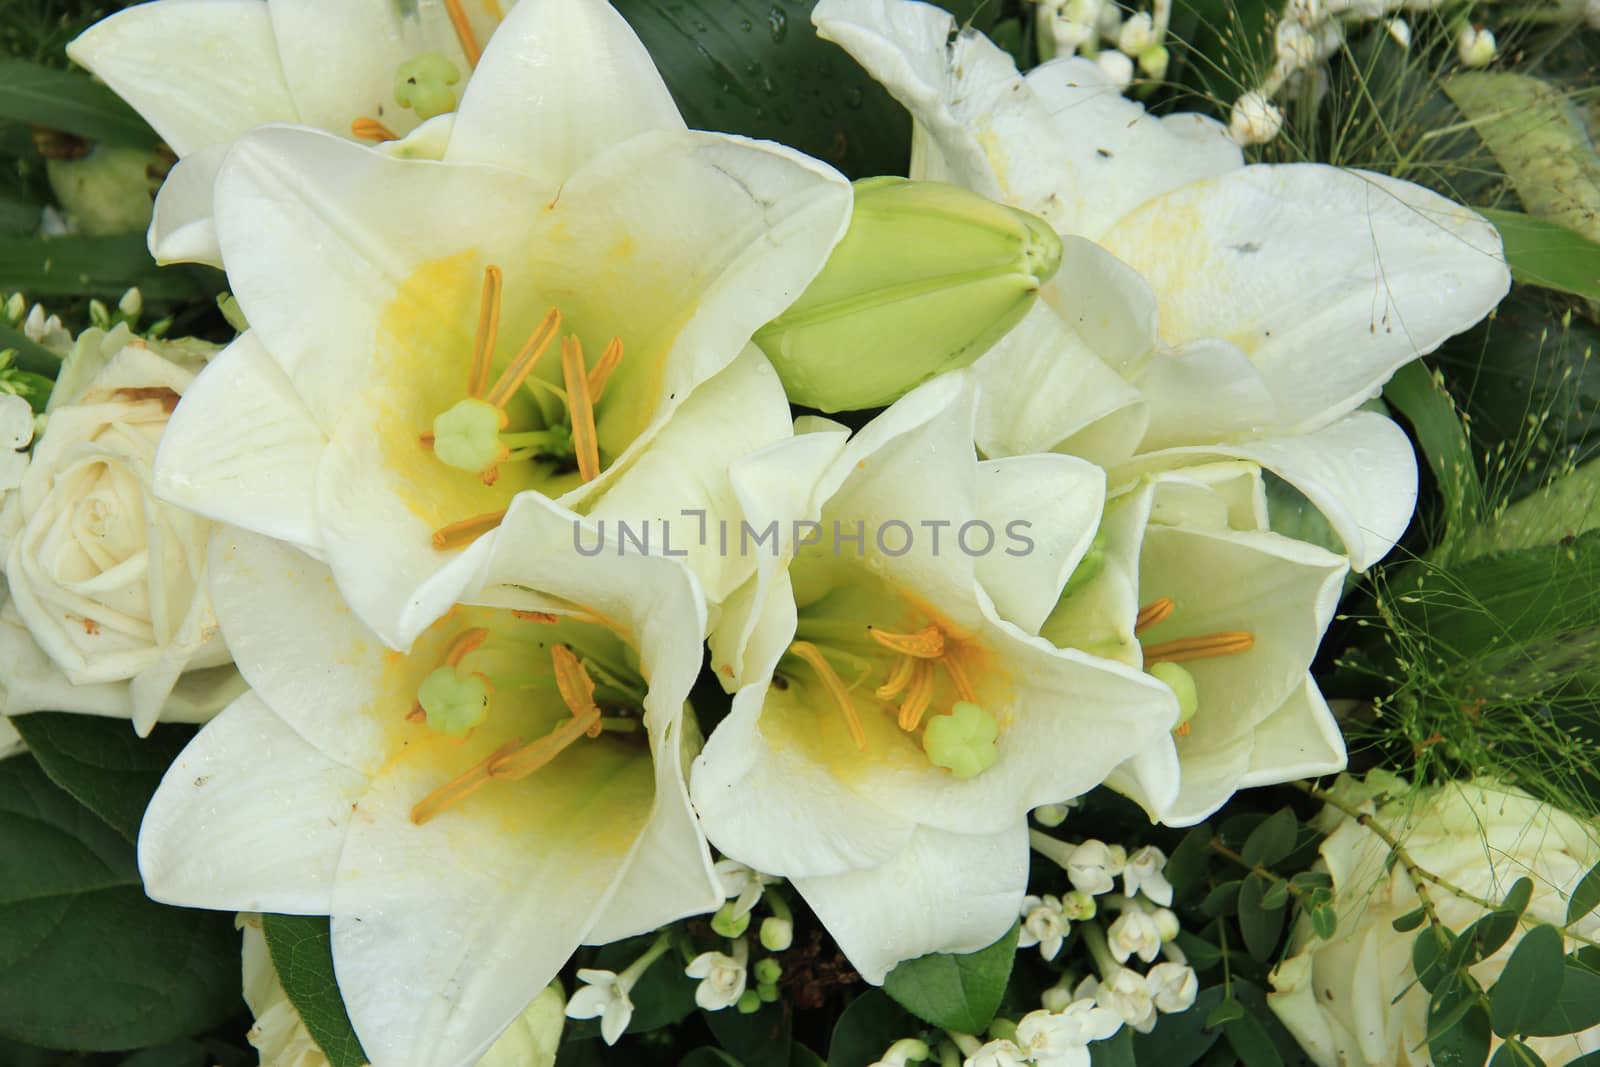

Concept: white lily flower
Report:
left=1121, top=845, right=1172, bottom=905
left=1095, top=970, right=1157, bottom=1033
left=1146, top=962, right=1198, bottom=1014
left=70, top=0, right=506, bottom=266
left=1040, top=461, right=1349, bottom=824
left=692, top=375, right=1178, bottom=983
left=136, top=494, right=721, bottom=1067
left=715, top=859, right=779, bottom=920
left=148, top=0, right=852, bottom=650
left=1019, top=894, right=1071, bottom=961
left=685, top=938, right=750, bottom=1012
left=1016, top=1002, right=1122, bottom=1067
left=1107, top=907, right=1164, bottom=964
left=812, top=0, right=1509, bottom=571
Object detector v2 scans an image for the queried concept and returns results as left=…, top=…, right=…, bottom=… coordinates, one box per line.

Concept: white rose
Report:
left=238, top=915, right=565, bottom=1067
left=0, top=330, right=244, bottom=734
left=1269, top=777, right=1600, bottom=1066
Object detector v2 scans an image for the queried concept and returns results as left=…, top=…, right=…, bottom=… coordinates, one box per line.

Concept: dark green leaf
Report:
left=1175, top=931, right=1223, bottom=970
left=614, top=0, right=910, bottom=180
left=0, top=756, right=239, bottom=1051
left=706, top=1002, right=792, bottom=1067
left=1414, top=925, right=1459, bottom=994
left=1567, top=860, right=1600, bottom=926
left=789, top=1045, right=824, bottom=1067
left=1489, top=1039, right=1548, bottom=1067
left=0, top=60, right=157, bottom=148
left=1480, top=209, right=1600, bottom=300
left=681, top=1050, right=744, bottom=1067
left=0, top=321, right=60, bottom=377
left=1260, top=879, right=1291, bottom=912
left=11, top=713, right=191, bottom=843
left=0, top=233, right=214, bottom=301
left=1165, top=825, right=1213, bottom=899
left=1490, top=924, right=1566, bottom=1037
left=1200, top=880, right=1242, bottom=919
left=1288, top=871, right=1333, bottom=894
left=1088, top=1026, right=1135, bottom=1066
left=1310, top=904, right=1339, bottom=941
left=1466, top=879, right=1535, bottom=964
left=1205, top=998, right=1245, bottom=1028
left=1394, top=906, right=1429, bottom=933
left=826, top=989, right=920, bottom=1067
left=1133, top=986, right=1226, bottom=1067
left=1237, top=874, right=1286, bottom=962
left=1524, top=963, right=1600, bottom=1036
left=1428, top=981, right=1491, bottom=1067
left=1222, top=1012, right=1284, bottom=1067
left=1240, top=808, right=1297, bottom=868
left=882, top=923, right=1017, bottom=1033
left=1386, top=361, right=1483, bottom=541
left=261, top=915, right=367, bottom=1067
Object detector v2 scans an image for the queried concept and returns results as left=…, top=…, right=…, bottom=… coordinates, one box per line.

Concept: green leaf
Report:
left=882, top=923, right=1017, bottom=1033
left=1479, top=209, right=1600, bottom=301
left=1414, top=925, right=1459, bottom=995
left=565, top=934, right=698, bottom=1040
left=1394, top=906, right=1429, bottom=933
left=826, top=989, right=920, bottom=1067
left=614, top=0, right=909, bottom=180
left=790, top=1045, right=825, bottom=1067
left=1523, top=963, right=1600, bottom=1036
left=1568, top=859, right=1600, bottom=926
left=0, top=321, right=61, bottom=377
left=261, top=914, right=368, bottom=1067
left=1200, top=880, right=1242, bottom=919
left=1310, top=904, right=1339, bottom=941
left=1467, top=878, right=1534, bottom=962
left=1488, top=1039, right=1548, bottom=1067
left=0, top=60, right=157, bottom=148
left=1236, top=874, right=1286, bottom=962
left=1428, top=981, right=1491, bottom=1067
left=1221, top=1011, right=1284, bottom=1067
left=1165, top=824, right=1214, bottom=899
left=1240, top=807, right=1297, bottom=869
left=705, top=1002, right=792, bottom=1067
left=1260, top=878, right=1291, bottom=911
left=11, top=713, right=192, bottom=843
left=1490, top=924, right=1566, bottom=1037
left=1386, top=361, right=1485, bottom=542
left=0, top=233, right=214, bottom=301
left=1205, top=998, right=1245, bottom=1028
left=1088, top=1026, right=1135, bottom=1066
left=1133, top=986, right=1226, bottom=1067
left=681, top=1049, right=745, bottom=1067
left=0, top=756, right=239, bottom=1051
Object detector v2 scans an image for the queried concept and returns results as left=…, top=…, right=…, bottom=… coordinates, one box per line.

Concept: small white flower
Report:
left=1016, top=1002, right=1123, bottom=1067
left=1019, top=894, right=1071, bottom=961
left=1095, top=49, right=1136, bottom=90
left=1049, top=18, right=1097, bottom=55
left=1040, top=980, right=1076, bottom=1013
left=1096, top=970, right=1158, bottom=1033
left=1062, top=890, right=1098, bottom=921
left=1117, top=12, right=1155, bottom=53
left=685, top=939, right=749, bottom=1012
left=1229, top=90, right=1284, bottom=145
left=1385, top=18, right=1412, bottom=47
left=965, top=1038, right=1028, bottom=1067
left=1120, top=846, right=1173, bottom=906
left=1273, top=21, right=1318, bottom=70
left=1066, top=840, right=1119, bottom=895
left=714, top=859, right=778, bottom=920
left=1033, top=803, right=1071, bottom=828
left=1107, top=908, right=1164, bottom=964
left=1146, top=962, right=1199, bottom=1014
left=566, top=969, right=635, bottom=1045
left=22, top=304, right=70, bottom=352
left=1152, top=908, right=1181, bottom=943
left=1457, top=25, right=1496, bottom=66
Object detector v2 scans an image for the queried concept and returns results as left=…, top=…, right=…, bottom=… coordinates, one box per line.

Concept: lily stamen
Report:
left=409, top=737, right=521, bottom=825
left=351, top=117, right=398, bottom=142
left=941, top=652, right=977, bottom=704
left=788, top=641, right=867, bottom=751
left=588, top=337, right=624, bottom=402
left=432, top=508, right=508, bottom=550
left=1143, top=631, right=1255, bottom=664
left=442, top=627, right=490, bottom=667
left=897, top=659, right=936, bottom=731
left=875, top=654, right=916, bottom=700
left=552, top=644, right=605, bottom=738
left=467, top=265, right=503, bottom=398
left=513, top=610, right=560, bottom=624
left=1134, top=597, right=1175, bottom=634
left=484, top=307, right=561, bottom=410
left=562, top=336, right=602, bottom=483
left=868, top=624, right=944, bottom=658
left=442, top=0, right=482, bottom=67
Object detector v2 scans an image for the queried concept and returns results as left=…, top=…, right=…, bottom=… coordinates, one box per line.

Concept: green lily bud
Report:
left=755, top=177, right=1062, bottom=412
left=46, top=145, right=166, bottom=236
left=753, top=958, right=783, bottom=985
left=736, top=990, right=762, bottom=1014
left=711, top=902, right=751, bottom=939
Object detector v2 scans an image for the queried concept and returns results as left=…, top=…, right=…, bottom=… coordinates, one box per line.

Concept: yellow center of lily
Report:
left=1132, top=595, right=1255, bottom=736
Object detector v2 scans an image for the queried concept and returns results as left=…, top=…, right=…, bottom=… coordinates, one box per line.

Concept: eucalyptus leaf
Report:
left=1428, top=981, right=1491, bottom=1067
left=1237, top=874, right=1286, bottom=962
left=1413, top=925, right=1458, bottom=995
left=260, top=914, right=368, bottom=1067
left=1222, top=1011, right=1284, bottom=1067
left=881, top=924, right=1017, bottom=1033
left=1567, top=859, right=1600, bottom=926
left=1240, top=808, right=1298, bottom=869
left=1488, top=1039, right=1548, bottom=1067
left=1523, top=963, right=1600, bottom=1037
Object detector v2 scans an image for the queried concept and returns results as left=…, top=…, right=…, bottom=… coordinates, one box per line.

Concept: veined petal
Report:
left=1132, top=338, right=1277, bottom=452
left=447, top=0, right=684, bottom=181
left=137, top=690, right=365, bottom=913
left=974, top=454, right=1105, bottom=636
left=792, top=822, right=1029, bottom=985
left=154, top=331, right=325, bottom=554
left=1100, top=165, right=1510, bottom=433
left=67, top=0, right=298, bottom=156
left=149, top=144, right=227, bottom=267
left=330, top=734, right=653, bottom=1067
left=267, top=0, right=423, bottom=139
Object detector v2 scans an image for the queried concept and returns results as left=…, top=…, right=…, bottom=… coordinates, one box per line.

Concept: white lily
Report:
left=70, top=0, right=506, bottom=265
left=148, top=0, right=852, bottom=650
left=812, top=0, right=1510, bottom=571
left=136, top=494, right=721, bottom=1067
left=691, top=374, right=1178, bottom=983
left=1039, top=461, right=1348, bottom=824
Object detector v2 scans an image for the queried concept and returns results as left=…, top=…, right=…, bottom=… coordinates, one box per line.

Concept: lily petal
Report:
left=792, top=822, right=1029, bottom=985
left=447, top=0, right=685, bottom=181
left=138, top=689, right=364, bottom=913
left=148, top=145, right=228, bottom=267
left=1131, top=338, right=1277, bottom=452
left=266, top=0, right=428, bottom=139
left=67, top=0, right=298, bottom=156
left=1237, top=677, right=1348, bottom=790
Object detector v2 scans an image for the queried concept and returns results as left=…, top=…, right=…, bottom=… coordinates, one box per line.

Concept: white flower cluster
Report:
left=1030, top=0, right=1173, bottom=87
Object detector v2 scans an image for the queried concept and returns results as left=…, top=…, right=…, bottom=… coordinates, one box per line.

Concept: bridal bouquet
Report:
left=1, top=0, right=1598, bottom=1065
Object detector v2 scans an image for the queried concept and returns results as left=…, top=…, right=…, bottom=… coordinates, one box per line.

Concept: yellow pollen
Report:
left=1134, top=597, right=1175, bottom=635
left=1175, top=721, right=1193, bottom=737
left=351, top=117, right=399, bottom=142
left=788, top=641, right=866, bottom=751
left=442, top=626, right=489, bottom=668
left=587, top=337, right=624, bottom=402
left=562, top=336, right=602, bottom=483
left=484, top=308, right=561, bottom=410
left=868, top=624, right=945, bottom=659
left=1143, top=631, right=1256, bottom=665
left=513, top=610, right=560, bottom=624
left=442, top=0, right=482, bottom=67
left=941, top=652, right=977, bottom=704
left=432, top=509, right=507, bottom=550
left=551, top=644, right=605, bottom=738
left=897, top=659, right=936, bottom=731
left=875, top=654, right=916, bottom=701
left=467, top=265, right=502, bottom=399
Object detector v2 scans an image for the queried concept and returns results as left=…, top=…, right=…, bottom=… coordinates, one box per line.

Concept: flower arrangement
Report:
left=0, top=1, right=1596, bottom=1066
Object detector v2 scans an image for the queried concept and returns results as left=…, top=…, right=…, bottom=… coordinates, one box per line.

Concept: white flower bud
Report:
left=1229, top=91, right=1284, bottom=145
left=1385, top=17, right=1411, bottom=47
left=1033, top=803, right=1070, bottom=828
left=4, top=293, right=23, bottom=325
left=1016, top=1002, right=1123, bottom=1060
left=117, top=287, right=142, bottom=320
left=1108, top=908, right=1164, bottom=964
left=760, top=916, right=793, bottom=952
left=1065, top=840, right=1118, bottom=895
left=870, top=1037, right=931, bottom=1067
left=1274, top=21, right=1318, bottom=70
left=1146, top=963, right=1198, bottom=1014
left=1137, top=44, right=1170, bottom=80
left=1095, top=49, right=1136, bottom=90
left=1050, top=18, right=1096, bottom=55
left=1457, top=25, right=1496, bottom=67
left=1152, top=907, right=1181, bottom=942
left=1040, top=980, right=1076, bottom=1013
left=1062, top=889, right=1098, bottom=921
left=1118, top=12, right=1156, bottom=53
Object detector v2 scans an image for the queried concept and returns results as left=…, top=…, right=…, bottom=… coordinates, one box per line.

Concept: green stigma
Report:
left=432, top=397, right=505, bottom=474
left=395, top=52, right=461, bottom=120
left=417, top=666, right=491, bottom=737
left=1147, top=661, right=1199, bottom=731
left=923, top=701, right=1000, bottom=780
left=1059, top=535, right=1107, bottom=601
